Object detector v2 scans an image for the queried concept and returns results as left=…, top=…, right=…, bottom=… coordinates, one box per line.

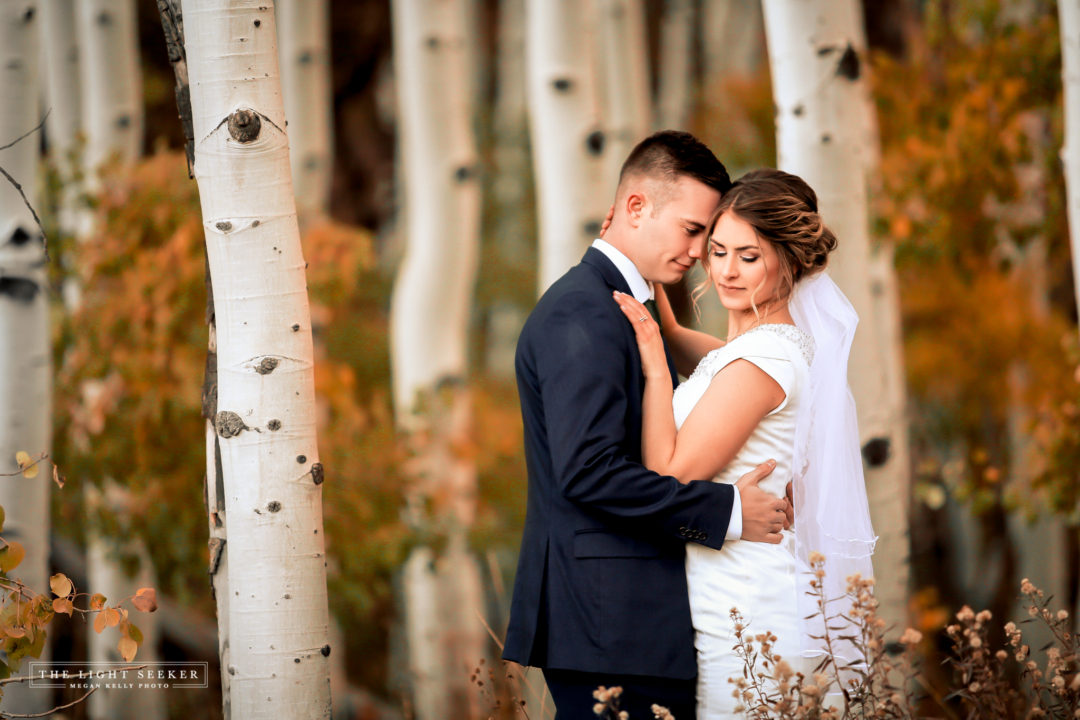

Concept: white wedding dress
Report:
left=672, top=323, right=815, bottom=719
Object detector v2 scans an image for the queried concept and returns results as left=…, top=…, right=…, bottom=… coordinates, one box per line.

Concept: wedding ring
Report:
left=638, top=315, right=648, bottom=323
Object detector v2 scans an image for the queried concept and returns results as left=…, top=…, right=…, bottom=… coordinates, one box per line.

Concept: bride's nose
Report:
left=721, top=255, right=738, bottom=278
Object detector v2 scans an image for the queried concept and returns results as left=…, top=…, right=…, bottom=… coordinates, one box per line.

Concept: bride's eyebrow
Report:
left=710, top=238, right=760, bottom=252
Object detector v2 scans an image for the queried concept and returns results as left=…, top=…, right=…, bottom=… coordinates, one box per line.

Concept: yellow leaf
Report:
left=14, top=452, right=37, bottom=479
left=105, top=608, right=121, bottom=628
left=93, top=610, right=107, bottom=634
left=49, top=574, right=72, bottom=598
left=117, top=636, right=137, bottom=662
left=0, top=542, right=25, bottom=573
left=51, top=598, right=73, bottom=616
left=132, top=587, right=157, bottom=613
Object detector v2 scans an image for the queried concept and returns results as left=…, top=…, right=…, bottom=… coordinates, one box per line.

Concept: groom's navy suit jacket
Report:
left=503, top=248, right=735, bottom=679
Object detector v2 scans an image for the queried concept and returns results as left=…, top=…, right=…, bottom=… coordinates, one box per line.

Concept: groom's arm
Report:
left=533, top=294, right=734, bottom=549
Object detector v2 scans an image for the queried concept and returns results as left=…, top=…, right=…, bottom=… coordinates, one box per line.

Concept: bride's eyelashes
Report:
left=710, top=247, right=761, bottom=263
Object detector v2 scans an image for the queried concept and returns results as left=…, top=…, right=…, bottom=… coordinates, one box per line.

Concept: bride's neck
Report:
left=726, top=301, right=794, bottom=340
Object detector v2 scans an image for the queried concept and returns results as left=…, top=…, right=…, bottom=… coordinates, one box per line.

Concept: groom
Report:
left=503, top=131, right=791, bottom=720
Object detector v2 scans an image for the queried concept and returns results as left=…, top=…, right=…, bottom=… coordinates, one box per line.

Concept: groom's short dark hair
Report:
left=618, top=131, right=731, bottom=195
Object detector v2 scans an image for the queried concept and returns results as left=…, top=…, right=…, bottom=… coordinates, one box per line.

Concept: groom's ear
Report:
left=625, top=191, right=646, bottom=227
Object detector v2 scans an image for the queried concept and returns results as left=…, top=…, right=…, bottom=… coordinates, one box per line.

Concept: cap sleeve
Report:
left=707, top=331, right=797, bottom=415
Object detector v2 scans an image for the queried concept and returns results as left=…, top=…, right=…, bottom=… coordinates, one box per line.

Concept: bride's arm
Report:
left=655, top=285, right=724, bottom=377
left=614, top=292, right=785, bottom=481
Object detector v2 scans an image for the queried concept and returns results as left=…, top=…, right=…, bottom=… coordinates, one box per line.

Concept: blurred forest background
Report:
left=1, top=0, right=1079, bottom=718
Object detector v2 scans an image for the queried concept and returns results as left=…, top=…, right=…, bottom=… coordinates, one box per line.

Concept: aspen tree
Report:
left=183, top=2, right=332, bottom=716
left=1061, top=0, right=1080, bottom=327
left=526, top=0, right=607, bottom=292
left=38, top=0, right=82, bottom=237
left=276, top=0, right=333, bottom=220
left=1059, top=0, right=1080, bottom=626
left=389, top=1, right=486, bottom=718
left=657, top=0, right=694, bottom=131
left=595, top=0, right=650, bottom=193
left=0, top=2, right=52, bottom=714
left=77, top=0, right=142, bottom=182
left=762, top=0, right=910, bottom=626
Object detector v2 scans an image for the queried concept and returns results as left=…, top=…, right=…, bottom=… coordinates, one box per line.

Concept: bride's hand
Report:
left=599, top=204, right=615, bottom=237
left=613, top=291, right=668, bottom=380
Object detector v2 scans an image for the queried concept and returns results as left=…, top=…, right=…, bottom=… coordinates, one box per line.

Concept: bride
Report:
left=612, top=168, right=876, bottom=718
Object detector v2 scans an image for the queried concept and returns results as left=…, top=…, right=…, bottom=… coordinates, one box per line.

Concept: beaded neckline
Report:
left=685, top=324, right=815, bottom=385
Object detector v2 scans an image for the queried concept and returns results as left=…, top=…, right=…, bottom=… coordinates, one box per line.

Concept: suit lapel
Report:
left=579, top=247, right=680, bottom=387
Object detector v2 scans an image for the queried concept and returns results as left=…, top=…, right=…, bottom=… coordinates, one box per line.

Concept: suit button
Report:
left=700, top=533, right=709, bottom=541
left=679, top=526, right=688, bottom=535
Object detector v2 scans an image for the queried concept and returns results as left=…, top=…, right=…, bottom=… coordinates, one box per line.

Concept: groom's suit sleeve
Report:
left=533, top=292, right=733, bottom=550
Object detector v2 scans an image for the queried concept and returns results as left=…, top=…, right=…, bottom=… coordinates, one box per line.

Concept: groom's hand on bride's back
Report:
left=735, top=461, right=789, bottom=544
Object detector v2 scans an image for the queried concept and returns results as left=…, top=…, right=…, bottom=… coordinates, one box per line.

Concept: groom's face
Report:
left=633, top=176, right=722, bottom=285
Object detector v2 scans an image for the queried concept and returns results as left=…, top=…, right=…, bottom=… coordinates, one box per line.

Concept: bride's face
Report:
left=706, top=211, right=783, bottom=312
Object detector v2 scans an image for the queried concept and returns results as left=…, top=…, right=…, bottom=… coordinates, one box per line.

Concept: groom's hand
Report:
left=735, top=461, right=786, bottom=544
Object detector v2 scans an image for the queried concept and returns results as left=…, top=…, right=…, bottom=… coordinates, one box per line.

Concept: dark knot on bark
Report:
left=228, top=109, right=261, bottom=143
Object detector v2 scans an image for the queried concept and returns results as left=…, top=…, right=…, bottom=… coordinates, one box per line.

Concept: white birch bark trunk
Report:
left=389, top=2, right=485, bottom=718
left=594, top=0, right=650, bottom=193
left=762, top=0, right=909, bottom=626
left=0, top=2, right=51, bottom=715
left=77, top=0, right=142, bottom=181
left=526, top=0, right=607, bottom=292
left=1058, top=0, right=1080, bottom=626
left=1061, top=0, right=1080, bottom=329
left=276, top=0, right=333, bottom=221
left=38, top=0, right=82, bottom=237
left=184, top=2, right=331, bottom=716
left=657, top=0, right=694, bottom=131
left=75, top=1, right=161, bottom=707
left=702, top=0, right=765, bottom=81
left=485, top=0, right=530, bottom=378
left=85, top=484, right=164, bottom=720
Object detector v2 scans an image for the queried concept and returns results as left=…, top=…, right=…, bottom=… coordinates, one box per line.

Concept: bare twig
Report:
left=1, top=452, right=48, bottom=478
left=0, top=113, right=51, bottom=258
left=0, top=111, right=49, bottom=153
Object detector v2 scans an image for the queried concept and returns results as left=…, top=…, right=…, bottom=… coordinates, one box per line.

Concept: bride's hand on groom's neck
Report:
left=599, top=204, right=615, bottom=238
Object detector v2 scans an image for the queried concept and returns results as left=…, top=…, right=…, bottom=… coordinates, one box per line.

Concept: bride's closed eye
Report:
left=711, top=248, right=760, bottom=263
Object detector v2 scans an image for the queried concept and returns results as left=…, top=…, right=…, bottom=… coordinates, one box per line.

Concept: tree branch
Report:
left=0, top=113, right=51, bottom=258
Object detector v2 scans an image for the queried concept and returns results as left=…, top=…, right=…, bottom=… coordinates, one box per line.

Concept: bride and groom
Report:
left=503, top=131, right=876, bottom=720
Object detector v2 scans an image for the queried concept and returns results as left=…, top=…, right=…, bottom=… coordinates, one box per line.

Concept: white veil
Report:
left=788, top=272, right=877, bottom=664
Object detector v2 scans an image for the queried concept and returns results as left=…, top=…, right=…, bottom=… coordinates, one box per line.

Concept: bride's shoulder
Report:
left=737, top=324, right=815, bottom=366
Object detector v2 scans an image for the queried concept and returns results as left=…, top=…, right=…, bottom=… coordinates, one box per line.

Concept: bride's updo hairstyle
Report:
left=699, top=168, right=838, bottom=308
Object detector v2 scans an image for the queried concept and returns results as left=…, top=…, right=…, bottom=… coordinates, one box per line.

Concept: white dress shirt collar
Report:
left=591, top=238, right=652, bottom=303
